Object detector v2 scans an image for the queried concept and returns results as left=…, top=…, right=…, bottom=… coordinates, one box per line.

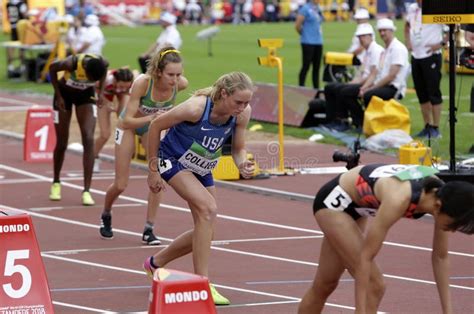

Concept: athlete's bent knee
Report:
left=193, top=200, right=217, bottom=223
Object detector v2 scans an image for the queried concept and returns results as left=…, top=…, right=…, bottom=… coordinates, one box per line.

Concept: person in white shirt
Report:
left=70, top=14, right=105, bottom=56
left=138, top=12, right=182, bottom=73
left=324, top=23, right=384, bottom=131
left=348, top=8, right=370, bottom=62
left=405, top=0, right=446, bottom=138
left=359, top=18, right=409, bottom=108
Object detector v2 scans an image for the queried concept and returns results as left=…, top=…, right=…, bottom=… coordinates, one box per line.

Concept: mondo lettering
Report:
left=164, top=290, right=209, bottom=304
left=0, top=224, right=30, bottom=233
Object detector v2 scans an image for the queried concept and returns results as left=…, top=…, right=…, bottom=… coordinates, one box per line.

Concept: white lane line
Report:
left=0, top=96, right=41, bottom=106
left=29, top=203, right=141, bottom=212
left=0, top=106, right=30, bottom=111
left=213, top=235, right=323, bottom=244
left=52, top=301, right=116, bottom=313
left=224, top=300, right=300, bottom=308
left=247, top=280, right=313, bottom=285
left=0, top=175, right=146, bottom=184
left=43, top=245, right=165, bottom=255
left=3, top=163, right=472, bottom=259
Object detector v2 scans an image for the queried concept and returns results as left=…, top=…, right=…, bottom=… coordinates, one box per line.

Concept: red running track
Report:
left=0, top=91, right=473, bottom=313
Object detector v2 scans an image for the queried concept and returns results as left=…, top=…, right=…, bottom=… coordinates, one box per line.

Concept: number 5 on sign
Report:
left=3, top=250, right=32, bottom=299
left=0, top=210, right=54, bottom=312
left=23, top=106, right=56, bottom=162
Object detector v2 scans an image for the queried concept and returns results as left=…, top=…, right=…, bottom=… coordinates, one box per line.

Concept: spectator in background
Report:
left=66, top=14, right=86, bottom=54
left=138, top=12, right=182, bottom=73
left=405, top=0, right=446, bottom=139
left=6, top=0, right=28, bottom=76
left=251, top=0, right=265, bottom=23
left=185, top=0, right=202, bottom=24
left=295, top=0, right=324, bottom=89
left=265, top=0, right=279, bottom=22
left=75, top=14, right=105, bottom=55
left=348, top=8, right=370, bottom=62
left=359, top=18, right=409, bottom=109
left=324, top=23, right=384, bottom=131
left=392, top=0, right=406, bottom=20
left=68, top=0, right=95, bottom=17
left=463, top=24, right=474, bottom=153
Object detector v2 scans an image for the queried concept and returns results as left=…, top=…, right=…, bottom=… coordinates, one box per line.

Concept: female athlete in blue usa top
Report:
left=143, top=72, right=255, bottom=305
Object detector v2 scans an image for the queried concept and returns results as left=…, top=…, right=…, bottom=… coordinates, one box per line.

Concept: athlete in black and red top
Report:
left=299, top=163, right=474, bottom=314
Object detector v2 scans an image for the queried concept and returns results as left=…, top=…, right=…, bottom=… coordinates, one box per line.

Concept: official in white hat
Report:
left=353, top=8, right=370, bottom=21
left=324, top=22, right=384, bottom=131
left=376, top=18, right=396, bottom=31
left=348, top=8, right=371, bottom=59
left=139, top=12, right=182, bottom=73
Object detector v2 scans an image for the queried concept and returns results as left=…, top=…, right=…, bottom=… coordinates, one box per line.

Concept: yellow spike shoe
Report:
left=210, top=284, right=230, bottom=306
left=82, top=191, right=95, bottom=206
left=49, top=183, right=61, bottom=201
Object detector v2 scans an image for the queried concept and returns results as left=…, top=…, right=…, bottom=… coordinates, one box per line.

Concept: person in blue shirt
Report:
left=143, top=72, right=256, bottom=305
left=295, top=0, right=324, bottom=89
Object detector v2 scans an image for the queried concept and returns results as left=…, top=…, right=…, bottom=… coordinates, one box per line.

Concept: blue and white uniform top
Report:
left=160, top=97, right=236, bottom=176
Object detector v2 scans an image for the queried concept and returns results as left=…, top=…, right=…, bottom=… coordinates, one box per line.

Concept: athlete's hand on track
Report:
left=238, top=160, right=255, bottom=179
left=148, top=171, right=166, bottom=193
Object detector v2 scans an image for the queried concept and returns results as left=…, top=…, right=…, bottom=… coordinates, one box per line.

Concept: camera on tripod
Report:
left=332, top=138, right=361, bottom=169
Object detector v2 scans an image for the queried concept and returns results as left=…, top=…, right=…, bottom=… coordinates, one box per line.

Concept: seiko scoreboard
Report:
left=422, top=0, right=474, bottom=24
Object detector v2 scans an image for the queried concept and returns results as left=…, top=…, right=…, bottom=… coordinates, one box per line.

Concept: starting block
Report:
left=0, top=208, right=54, bottom=313
left=148, top=268, right=216, bottom=314
left=24, top=106, right=56, bottom=162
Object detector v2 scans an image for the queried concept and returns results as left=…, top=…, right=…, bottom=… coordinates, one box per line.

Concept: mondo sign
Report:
left=0, top=209, right=54, bottom=313
left=422, top=0, right=474, bottom=24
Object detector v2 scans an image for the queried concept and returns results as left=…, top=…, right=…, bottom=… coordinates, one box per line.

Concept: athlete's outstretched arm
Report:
left=49, top=56, right=75, bottom=111
left=120, top=75, right=157, bottom=129
left=231, top=106, right=254, bottom=179
left=355, top=179, right=409, bottom=313
left=432, top=223, right=453, bottom=314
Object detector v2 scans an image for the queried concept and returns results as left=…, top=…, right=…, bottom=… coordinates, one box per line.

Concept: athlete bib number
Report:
left=323, top=185, right=352, bottom=211
left=115, top=128, right=124, bottom=145
left=158, top=158, right=173, bottom=173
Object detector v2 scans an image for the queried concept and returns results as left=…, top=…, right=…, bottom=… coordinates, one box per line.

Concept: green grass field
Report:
left=1, top=20, right=473, bottom=159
